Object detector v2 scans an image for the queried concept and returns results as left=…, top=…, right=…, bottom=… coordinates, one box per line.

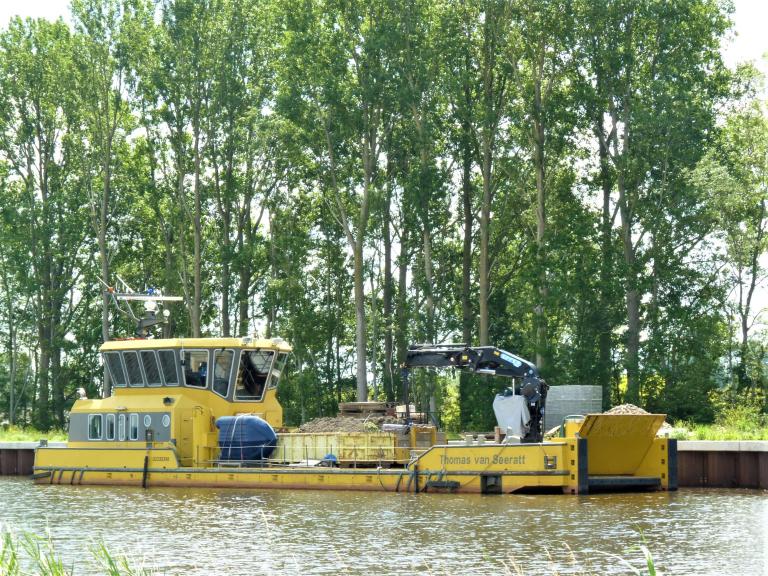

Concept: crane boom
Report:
left=402, top=343, right=549, bottom=442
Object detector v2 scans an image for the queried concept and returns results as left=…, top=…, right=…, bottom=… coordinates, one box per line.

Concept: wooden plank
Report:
left=338, top=402, right=388, bottom=414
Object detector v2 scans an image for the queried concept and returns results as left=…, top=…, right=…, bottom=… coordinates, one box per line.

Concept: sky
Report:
left=721, top=0, right=768, bottom=82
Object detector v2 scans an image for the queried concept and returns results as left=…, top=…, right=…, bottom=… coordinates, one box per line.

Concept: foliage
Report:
left=670, top=422, right=768, bottom=441
left=669, top=386, right=768, bottom=439
left=710, top=387, right=767, bottom=430
left=0, top=426, right=67, bottom=443
left=0, top=0, right=766, bottom=432
left=440, top=377, right=461, bottom=433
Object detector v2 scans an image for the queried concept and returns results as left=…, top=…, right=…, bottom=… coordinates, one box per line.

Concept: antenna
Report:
left=101, top=278, right=183, bottom=338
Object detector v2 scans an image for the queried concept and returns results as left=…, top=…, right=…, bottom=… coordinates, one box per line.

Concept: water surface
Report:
left=0, top=478, right=765, bottom=575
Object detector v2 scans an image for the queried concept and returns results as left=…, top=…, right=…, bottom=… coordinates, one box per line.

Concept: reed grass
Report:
left=1, top=524, right=661, bottom=575
left=0, top=527, right=155, bottom=576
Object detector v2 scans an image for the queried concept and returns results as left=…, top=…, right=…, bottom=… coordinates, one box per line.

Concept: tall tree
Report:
left=476, top=1, right=514, bottom=347
left=279, top=0, right=394, bottom=401
left=582, top=0, right=729, bottom=403
left=71, top=0, right=138, bottom=396
left=692, top=97, right=768, bottom=392
left=0, top=18, right=91, bottom=428
left=516, top=0, right=577, bottom=372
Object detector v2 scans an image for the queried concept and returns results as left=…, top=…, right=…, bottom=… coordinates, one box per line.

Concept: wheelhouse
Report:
left=100, top=338, right=289, bottom=403
left=66, top=337, right=290, bottom=453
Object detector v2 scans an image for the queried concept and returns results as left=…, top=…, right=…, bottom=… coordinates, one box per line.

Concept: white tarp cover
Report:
left=493, top=394, right=530, bottom=438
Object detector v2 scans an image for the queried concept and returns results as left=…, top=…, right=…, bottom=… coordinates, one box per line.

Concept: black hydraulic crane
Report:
left=402, top=343, right=549, bottom=443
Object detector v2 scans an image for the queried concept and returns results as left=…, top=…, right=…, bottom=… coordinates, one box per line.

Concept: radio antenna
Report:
left=101, top=278, right=183, bottom=338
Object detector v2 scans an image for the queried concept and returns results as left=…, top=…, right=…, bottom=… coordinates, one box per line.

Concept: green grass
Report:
left=668, top=423, right=768, bottom=441
left=0, top=426, right=67, bottom=443
left=670, top=401, right=768, bottom=440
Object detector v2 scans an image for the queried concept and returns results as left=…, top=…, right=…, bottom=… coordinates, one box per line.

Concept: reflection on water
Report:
left=0, top=478, right=766, bottom=575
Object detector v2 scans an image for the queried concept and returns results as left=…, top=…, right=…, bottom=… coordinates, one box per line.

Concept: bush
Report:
left=710, top=387, right=766, bottom=431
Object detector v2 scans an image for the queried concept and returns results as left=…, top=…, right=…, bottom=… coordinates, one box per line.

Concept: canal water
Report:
left=0, top=478, right=766, bottom=575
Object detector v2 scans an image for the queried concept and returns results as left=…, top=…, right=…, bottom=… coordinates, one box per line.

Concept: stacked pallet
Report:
left=338, top=402, right=392, bottom=416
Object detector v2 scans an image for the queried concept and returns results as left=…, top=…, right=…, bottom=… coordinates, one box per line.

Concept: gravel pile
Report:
left=543, top=403, right=673, bottom=438
left=603, top=403, right=649, bottom=415
left=298, top=415, right=399, bottom=433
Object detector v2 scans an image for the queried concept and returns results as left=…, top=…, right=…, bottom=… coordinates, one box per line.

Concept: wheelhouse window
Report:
left=88, top=414, right=103, bottom=440
left=124, top=351, right=145, bottom=387
left=183, top=350, right=209, bottom=388
left=104, top=352, right=127, bottom=388
left=269, top=353, right=288, bottom=390
left=213, top=349, right=234, bottom=398
left=105, top=414, right=116, bottom=441
left=141, top=351, right=163, bottom=387
left=158, top=350, right=179, bottom=386
left=118, top=414, right=126, bottom=441
left=129, top=413, right=139, bottom=441
left=235, top=350, right=273, bottom=401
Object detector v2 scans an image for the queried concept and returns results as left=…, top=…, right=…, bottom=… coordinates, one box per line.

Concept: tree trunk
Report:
left=192, top=112, right=202, bottom=337
left=479, top=139, right=492, bottom=346
left=100, top=144, right=112, bottom=397
left=532, top=87, right=547, bottom=372
left=326, top=114, right=374, bottom=401
left=383, top=163, right=394, bottom=401
left=353, top=235, right=368, bottom=401
left=596, top=118, right=614, bottom=409
left=461, top=120, right=473, bottom=346
left=218, top=157, right=231, bottom=337
left=422, top=225, right=437, bottom=419
left=36, top=321, right=51, bottom=431
left=238, top=264, right=249, bottom=336
left=618, top=170, right=641, bottom=404
left=2, top=262, right=18, bottom=423
left=51, top=336, right=64, bottom=426
left=36, top=154, right=53, bottom=431
left=738, top=199, right=766, bottom=390
left=395, top=227, right=410, bottom=384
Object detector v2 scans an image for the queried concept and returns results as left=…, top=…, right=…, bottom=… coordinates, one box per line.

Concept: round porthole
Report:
left=162, top=414, right=170, bottom=427
left=144, top=414, right=152, bottom=427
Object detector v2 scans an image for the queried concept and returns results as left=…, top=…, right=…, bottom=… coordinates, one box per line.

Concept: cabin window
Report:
left=183, top=350, right=209, bottom=388
left=118, top=414, right=126, bottom=441
left=213, top=349, right=234, bottom=398
left=158, top=350, right=179, bottom=386
left=141, top=351, right=163, bottom=387
left=88, top=414, right=103, bottom=440
left=104, top=352, right=127, bottom=388
left=129, top=413, right=139, bottom=441
left=234, top=350, right=273, bottom=401
left=124, top=351, right=145, bottom=387
left=105, top=414, right=116, bottom=441
left=269, top=353, right=288, bottom=389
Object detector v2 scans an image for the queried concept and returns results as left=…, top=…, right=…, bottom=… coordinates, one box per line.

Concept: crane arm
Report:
left=404, top=343, right=540, bottom=380
left=402, top=343, right=548, bottom=443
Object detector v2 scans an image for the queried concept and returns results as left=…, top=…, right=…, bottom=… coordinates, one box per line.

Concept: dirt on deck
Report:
left=298, top=415, right=400, bottom=433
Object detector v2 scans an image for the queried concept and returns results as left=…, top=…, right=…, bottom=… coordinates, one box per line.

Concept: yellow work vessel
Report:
left=34, top=336, right=677, bottom=494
